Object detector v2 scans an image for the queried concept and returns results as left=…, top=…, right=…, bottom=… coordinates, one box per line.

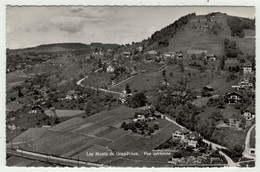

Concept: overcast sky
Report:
left=6, top=6, right=255, bottom=49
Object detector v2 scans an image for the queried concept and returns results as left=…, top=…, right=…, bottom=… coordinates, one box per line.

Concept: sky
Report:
left=6, top=6, right=255, bottom=49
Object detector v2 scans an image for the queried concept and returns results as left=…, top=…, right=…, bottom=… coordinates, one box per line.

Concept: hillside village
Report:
left=6, top=12, right=255, bottom=167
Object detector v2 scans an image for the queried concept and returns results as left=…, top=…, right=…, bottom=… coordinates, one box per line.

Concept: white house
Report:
left=243, top=64, right=253, bottom=74
left=172, top=129, right=189, bottom=140
left=243, top=108, right=255, bottom=120
left=106, top=65, right=115, bottom=73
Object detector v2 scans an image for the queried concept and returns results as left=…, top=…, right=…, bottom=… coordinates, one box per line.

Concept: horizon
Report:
left=6, top=6, right=255, bottom=49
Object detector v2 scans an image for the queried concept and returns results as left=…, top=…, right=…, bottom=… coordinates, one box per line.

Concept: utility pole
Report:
left=77, top=154, right=79, bottom=167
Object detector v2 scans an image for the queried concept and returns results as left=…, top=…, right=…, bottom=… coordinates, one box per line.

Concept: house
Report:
left=147, top=50, right=158, bottom=55
left=123, top=52, right=131, bottom=58
left=172, top=91, right=187, bottom=99
left=65, top=90, right=80, bottom=100
left=203, top=86, right=214, bottom=92
left=161, top=52, right=176, bottom=59
left=106, top=65, right=115, bottom=73
left=29, top=105, right=44, bottom=114
left=137, top=114, right=146, bottom=121
left=172, top=129, right=189, bottom=140
left=243, top=64, right=253, bottom=74
left=228, top=119, right=239, bottom=128
left=238, top=78, right=253, bottom=90
left=137, top=46, right=143, bottom=52
left=227, top=92, right=242, bottom=103
left=243, top=108, right=255, bottom=120
left=185, top=132, right=201, bottom=148
left=204, top=54, right=217, bottom=61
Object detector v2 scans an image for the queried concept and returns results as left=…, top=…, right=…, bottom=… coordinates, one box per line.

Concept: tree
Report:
left=131, top=92, right=147, bottom=108
left=179, top=60, right=185, bottom=73
left=18, top=86, right=24, bottom=97
left=153, top=124, right=159, bottom=130
left=172, top=152, right=183, bottom=159
left=219, top=55, right=226, bottom=70
left=162, top=70, right=166, bottom=77
left=121, top=122, right=126, bottom=128
left=98, top=58, right=102, bottom=68
left=125, top=83, right=131, bottom=94
left=191, top=54, right=196, bottom=60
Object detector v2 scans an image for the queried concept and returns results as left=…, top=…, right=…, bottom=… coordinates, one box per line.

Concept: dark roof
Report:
left=227, top=92, right=242, bottom=97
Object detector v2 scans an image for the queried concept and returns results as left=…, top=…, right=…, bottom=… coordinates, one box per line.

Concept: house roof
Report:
left=187, top=132, right=201, bottom=140
left=174, top=128, right=189, bottom=134
left=227, top=92, right=242, bottom=97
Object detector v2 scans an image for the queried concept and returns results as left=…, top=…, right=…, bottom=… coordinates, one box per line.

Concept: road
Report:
left=218, top=150, right=238, bottom=167
left=164, top=115, right=239, bottom=167
left=243, top=124, right=255, bottom=159
left=164, top=116, right=227, bottom=150
left=7, top=148, right=107, bottom=167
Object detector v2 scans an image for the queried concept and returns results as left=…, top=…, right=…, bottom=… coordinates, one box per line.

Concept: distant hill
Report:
left=7, top=42, right=120, bottom=54
left=135, top=12, right=255, bottom=57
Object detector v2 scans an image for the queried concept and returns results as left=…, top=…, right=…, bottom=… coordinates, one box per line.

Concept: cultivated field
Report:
left=12, top=106, right=183, bottom=166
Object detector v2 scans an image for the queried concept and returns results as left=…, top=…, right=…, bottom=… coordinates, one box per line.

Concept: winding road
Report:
left=243, top=124, right=255, bottom=159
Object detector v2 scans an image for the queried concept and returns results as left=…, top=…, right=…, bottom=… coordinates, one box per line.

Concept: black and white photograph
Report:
left=3, top=2, right=257, bottom=169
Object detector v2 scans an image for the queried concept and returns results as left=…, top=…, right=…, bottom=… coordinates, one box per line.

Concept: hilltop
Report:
left=127, top=12, right=255, bottom=57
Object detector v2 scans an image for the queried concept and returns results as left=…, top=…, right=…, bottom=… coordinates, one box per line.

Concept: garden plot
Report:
left=50, top=117, right=85, bottom=132
left=12, top=127, right=48, bottom=144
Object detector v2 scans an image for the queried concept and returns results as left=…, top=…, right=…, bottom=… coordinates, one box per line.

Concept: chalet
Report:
left=123, top=52, right=131, bottom=58
left=172, top=91, right=187, bottom=99
left=186, top=132, right=201, bottom=148
left=227, top=92, right=242, bottom=103
left=137, top=114, right=145, bottom=121
left=106, top=65, right=115, bottom=73
left=161, top=52, right=176, bottom=59
left=147, top=50, right=158, bottom=55
left=65, top=90, right=80, bottom=100
left=172, top=129, right=189, bottom=140
left=204, top=54, right=217, bottom=61
left=238, top=78, right=253, bottom=90
left=203, top=86, right=214, bottom=92
left=243, top=108, right=255, bottom=120
left=243, top=64, right=253, bottom=74
left=29, top=105, right=44, bottom=114
left=137, top=46, right=143, bottom=52
left=228, top=119, right=239, bottom=128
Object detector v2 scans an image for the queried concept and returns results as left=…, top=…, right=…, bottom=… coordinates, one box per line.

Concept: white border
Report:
left=0, top=0, right=259, bottom=172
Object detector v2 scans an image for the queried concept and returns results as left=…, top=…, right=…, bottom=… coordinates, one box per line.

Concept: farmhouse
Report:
left=106, top=65, right=115, bottom=73
left=65, top=90, right=80, bottom=100
left=238, top=78, right=253, bottom=90
left=243, top=64, right=253, bottom=74
left=204, top=54, right=217, bottom=61
left=243, top=108, right=255, bottom=120
left=147, top=50, right=158, bottom=55
left=203, top=86, right=214, bottom=92
left=226, top=92, right=242, bottom=103
left=186, top=132, right=201, bottom=148
left=172, top=129, right=189, bottom=140
left=172, top=91, right=187, bottom=99
left=29, top=105, right=44, bottom=114
left=123, top=51, right=131, bottom=58
left=225, top=58, right=240, bottom=67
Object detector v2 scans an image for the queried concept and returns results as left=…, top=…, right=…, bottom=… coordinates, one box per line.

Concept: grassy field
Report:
left=12, top=128, right=48, bottom=144
left=211, top=128, right=247, bottom=149
left=6, top=71, right=30, bottom=91
left=6, top=102, right=25, bottom=112
left=45, top=109, right=85, bottom=117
